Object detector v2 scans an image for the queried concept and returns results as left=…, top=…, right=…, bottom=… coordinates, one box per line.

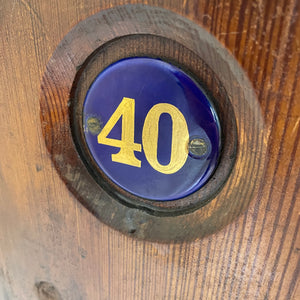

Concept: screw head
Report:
left=86, top=116, right=101, bottom=135
left=188, top=138, right=208, bottom=158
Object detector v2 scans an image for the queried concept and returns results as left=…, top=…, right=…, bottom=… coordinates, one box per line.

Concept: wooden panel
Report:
left=0, top=0, right=299, bottom=299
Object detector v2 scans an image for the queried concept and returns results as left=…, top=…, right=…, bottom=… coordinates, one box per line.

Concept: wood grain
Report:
left=40, top=7, right=247, bottom=241
left=0, top=0, right=299, bottom=299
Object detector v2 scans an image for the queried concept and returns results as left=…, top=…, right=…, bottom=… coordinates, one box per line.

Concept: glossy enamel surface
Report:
left=83, top=58, right=221, bottom=201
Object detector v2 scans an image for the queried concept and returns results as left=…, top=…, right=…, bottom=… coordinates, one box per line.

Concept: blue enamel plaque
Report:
left=83, top=58, right=221, bottom=201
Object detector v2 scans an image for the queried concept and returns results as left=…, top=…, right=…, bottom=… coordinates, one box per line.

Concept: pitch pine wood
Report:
left=0, top=0, right=299, bottom=299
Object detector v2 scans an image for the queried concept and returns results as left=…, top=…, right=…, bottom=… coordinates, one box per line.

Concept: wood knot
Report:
left=35, top=281, right=62, bottom=300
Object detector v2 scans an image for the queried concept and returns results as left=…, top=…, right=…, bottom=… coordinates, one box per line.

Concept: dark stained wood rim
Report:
left=71, top=34, right=237, bottom=215
left=40, top=4, right=266, bottom=242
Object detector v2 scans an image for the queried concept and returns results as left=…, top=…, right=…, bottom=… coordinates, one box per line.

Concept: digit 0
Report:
left=142, top=103, right=189, bottom=174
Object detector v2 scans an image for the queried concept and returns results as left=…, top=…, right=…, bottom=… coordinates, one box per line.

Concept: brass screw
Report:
left=86, top=117, right=101, bottom=135
left=188, top=138, right=208, bottom=158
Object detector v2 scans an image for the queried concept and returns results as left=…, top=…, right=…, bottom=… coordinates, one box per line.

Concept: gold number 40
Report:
left=97, top=97, right=189, bottom=174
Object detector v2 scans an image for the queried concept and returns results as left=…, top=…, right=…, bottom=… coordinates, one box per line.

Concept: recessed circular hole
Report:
left=40, top=5, right=265, bottom=241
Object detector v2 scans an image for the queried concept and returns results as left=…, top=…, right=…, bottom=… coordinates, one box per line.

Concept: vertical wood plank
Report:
left=0, top=0, right=299, bottom=299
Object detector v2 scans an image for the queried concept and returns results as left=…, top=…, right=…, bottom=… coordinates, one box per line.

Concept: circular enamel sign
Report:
left=83, top=58, right=221, bottom=201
